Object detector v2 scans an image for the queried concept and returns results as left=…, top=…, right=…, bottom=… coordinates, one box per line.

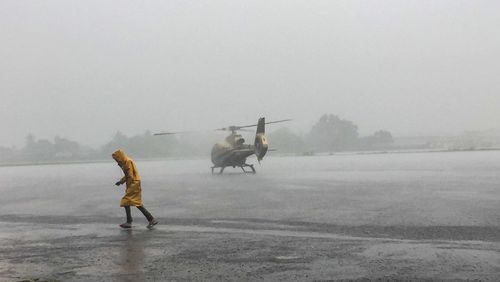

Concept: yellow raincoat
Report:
left=112, top=149, right=143, bottom=207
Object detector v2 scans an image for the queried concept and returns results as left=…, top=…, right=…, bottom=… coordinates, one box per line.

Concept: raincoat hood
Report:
left=112, top=149, right=128, bottom=166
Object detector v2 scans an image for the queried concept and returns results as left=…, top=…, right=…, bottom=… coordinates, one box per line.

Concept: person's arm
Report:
left=115, top=175, right=126, bottom=186
left=115, top=163, right=130, bottom=186
left=115, top=162, right=133, bottom=186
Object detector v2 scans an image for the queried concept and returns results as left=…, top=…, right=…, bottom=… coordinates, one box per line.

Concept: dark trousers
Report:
left=124, top=206, right=154, bottom=223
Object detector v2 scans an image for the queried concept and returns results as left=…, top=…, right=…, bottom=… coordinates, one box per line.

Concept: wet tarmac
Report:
left=1, top=151, right=500, bottom=281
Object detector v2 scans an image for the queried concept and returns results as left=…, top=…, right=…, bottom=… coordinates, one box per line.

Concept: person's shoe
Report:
left=119, top=222, right=132, bottom=229
left=147, top=219, right=158, bottom=229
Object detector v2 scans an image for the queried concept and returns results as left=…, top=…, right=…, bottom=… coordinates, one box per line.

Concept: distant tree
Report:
left=101, top=131, right=129, bottom=156
left=0, top=146, right=17, bottom=163
left=359, top=130, right=394, bottom=149
left=23, top=134, right=39, bottom=160
left=16, top=134, right=94, bottom=162
left=112, top=131, right=129, bottom=147
left=25, top=134, right=36, bottom=148
left=101, top=130, right=181, bottom=159
left=267, top=127, right=306, bottom=154
left=54, top=136, right=80, bottom=158
left=373, top=130, right=394, bottom=144
left=175, top=132, right=218, bottom=158
left=128, top=131, right=177, bottom=158
left=308, top=114, right=359, bottom=152
left=23, top=135, right=55, bottom=161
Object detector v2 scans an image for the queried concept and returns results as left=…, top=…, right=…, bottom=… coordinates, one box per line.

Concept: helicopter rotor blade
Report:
left=264, top=119, right=293, bottom=125
left=215, top=125, right=243, bottom=132
left=153, top=131, right=192, bottom=136
left=237, top=118, right=292, bottom=129
left=158, top=119, right=292, bottom=134
left=214, top=127, right=232, bottom=132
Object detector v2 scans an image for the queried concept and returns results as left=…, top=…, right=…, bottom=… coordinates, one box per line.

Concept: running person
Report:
left=112, top=149, right=158, bottom=229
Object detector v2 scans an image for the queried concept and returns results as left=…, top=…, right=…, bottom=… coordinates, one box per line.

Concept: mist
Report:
left=1, top=0, right=499, bottom=148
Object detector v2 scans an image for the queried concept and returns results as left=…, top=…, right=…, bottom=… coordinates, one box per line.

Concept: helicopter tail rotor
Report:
left=254, top=117, right=269, bottom=161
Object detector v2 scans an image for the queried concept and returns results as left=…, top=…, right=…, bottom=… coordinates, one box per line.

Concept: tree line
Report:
left=0, top=114, right=394, bottom=164
left=268, top=114, right=393, bottom=154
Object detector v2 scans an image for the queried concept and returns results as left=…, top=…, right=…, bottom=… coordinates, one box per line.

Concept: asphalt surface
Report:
left=1, top=151, right=500, bottom=281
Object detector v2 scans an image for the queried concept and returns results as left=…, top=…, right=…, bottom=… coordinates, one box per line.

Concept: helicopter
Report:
left=154, top=117, right=291, bottom=174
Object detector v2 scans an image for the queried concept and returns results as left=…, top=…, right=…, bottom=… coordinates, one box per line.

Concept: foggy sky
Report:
left=1, top=0, right=499, bottom=148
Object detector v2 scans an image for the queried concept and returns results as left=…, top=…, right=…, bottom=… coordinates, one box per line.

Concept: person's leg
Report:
left=119, top=206, right=133, bottom=228
left=125, top=206, right=132, bottom=223
left=137, top=205, right=154, bottom=222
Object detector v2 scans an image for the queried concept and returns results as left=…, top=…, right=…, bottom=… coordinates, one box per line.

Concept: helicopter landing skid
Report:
left=241, top=164, right=256, bottom=174
left=211, top=164, right=255, bottom=174
left=212, top=166, right=224, bottom=174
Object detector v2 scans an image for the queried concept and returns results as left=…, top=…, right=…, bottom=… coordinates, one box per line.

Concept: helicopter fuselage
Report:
left=211, top=141, right=255, bottom=168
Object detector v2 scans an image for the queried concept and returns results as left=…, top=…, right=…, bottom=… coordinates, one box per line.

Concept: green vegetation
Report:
left=0, top=114, right=397, bottom=164
left=308, top=114, right=360, bottom=152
